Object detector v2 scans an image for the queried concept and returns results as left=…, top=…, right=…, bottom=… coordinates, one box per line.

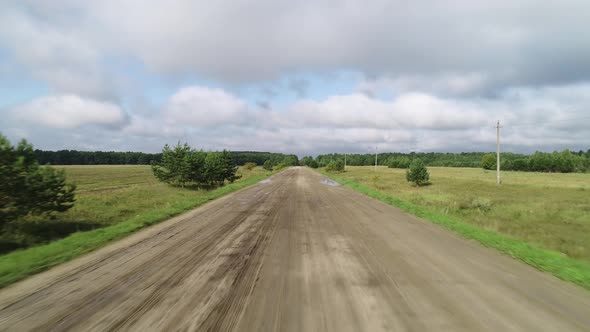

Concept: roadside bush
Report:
left=325, top=160, right=345, bottom=173
left=244, top=162, right=257, bottom=170
left=151, top=143, right=239, bottom=188
left=458, top=197, right=493, bottom=212
left=263, top=160, right=273, bottom=171
left=274, top=163, right=288, bottom=170
left=307, top=160, right=319, bottom=168
left=470, top=197, right=493, bottom=212
left=481, top=153, right=496, bottom=170
left=406, top=159, right=430, bottom=186
left=0, top=135, right=76, bottom=225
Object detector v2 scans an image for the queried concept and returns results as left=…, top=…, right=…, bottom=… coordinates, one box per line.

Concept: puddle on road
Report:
left=320, top=178, right=340, bottom=187
left=259, top=179, right=272, bottom=184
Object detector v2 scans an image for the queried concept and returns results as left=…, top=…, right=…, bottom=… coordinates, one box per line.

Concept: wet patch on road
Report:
left=320, top=178, right=340, bottom=187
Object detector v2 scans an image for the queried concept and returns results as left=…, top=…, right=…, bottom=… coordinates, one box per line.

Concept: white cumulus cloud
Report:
left=12, top=95, right=126, bottom=129
left=164, top=87, right=253, bottom=127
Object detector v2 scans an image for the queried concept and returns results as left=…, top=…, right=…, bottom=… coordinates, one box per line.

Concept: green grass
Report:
left=319, top=167, right=590, bottom=290
left=0, top=165, right=273, bottom=288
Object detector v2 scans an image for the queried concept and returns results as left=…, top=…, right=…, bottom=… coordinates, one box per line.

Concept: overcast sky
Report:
left=1, top=0, right=589, bottom=156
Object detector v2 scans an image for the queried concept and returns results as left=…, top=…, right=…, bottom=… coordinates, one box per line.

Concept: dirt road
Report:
left=0, top=167, right=589, bottom=331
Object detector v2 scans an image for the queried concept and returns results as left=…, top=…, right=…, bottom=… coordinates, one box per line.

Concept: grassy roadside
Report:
left=0, top=168, right=275, bottom=288
left=318, top=169, right=590, bottom=291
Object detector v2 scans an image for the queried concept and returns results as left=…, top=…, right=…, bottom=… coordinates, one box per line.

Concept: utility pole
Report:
left=344, top=153, right=347, bottom=171
left=374, top=146, right=378, bottom=172
left=496, top=120, right=502, bottom=185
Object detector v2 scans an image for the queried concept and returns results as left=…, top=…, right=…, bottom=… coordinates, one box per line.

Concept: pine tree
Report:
left=220, top=150, right=240, bottom=183
left=406, top=159, right=430, bottom=186
left=0, top=135, right=76, bottom=225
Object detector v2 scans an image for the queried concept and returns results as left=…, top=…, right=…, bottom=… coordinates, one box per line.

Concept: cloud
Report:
left=0, top=4, right=117, bottom=99
left=3, top=0, right=590, bottom=90
left=357, top=74, right=491, bottom=97
left=2, top=81, right=589, bottom=156
left=282, top=93, right=489, bottom=130
left=288, top=78, right=309, bottom=98
left=116, top=84, right=588, bottom=155
left=163, top=86, right=254, bottom=127
left=256, top=101, right=270, bottom=109
left=1, top=1, right=589, bottom=155
left=11, top=95, right=126, bottom=129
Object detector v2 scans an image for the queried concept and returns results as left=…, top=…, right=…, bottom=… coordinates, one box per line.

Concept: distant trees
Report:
left=316, top=152, right=488, bottom=168
left=301, top=156, right=319, bottom=168
left=525, top=150, right=583, bottom=173
left=34, top=150, right=162, bottom=165
left=151, top=143, right=240, bottom=187
left=30, top=147, right=590, bottom=174
left=481, top=153, right=496, bottom=170
left=487, top=150, right=586, bottom=173
left=406, top=159, right=430, bottom=186
left=230, top=151, right=298, bottom=167
left=32, top=150, right=299, bottom=167
left=300, top=156, right=312, bottom=166
left=387, top=156, right=411, bottom=169
left=510, top=158, right=529, bottom=171
left=281, top=155, right=299, bottom=166
left=315, top=149, right=589, bottom=174
left=1, top=135, right=76, bottom=225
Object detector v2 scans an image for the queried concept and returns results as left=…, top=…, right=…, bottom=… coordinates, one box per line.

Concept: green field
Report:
left=0, top=165, right=272, bottom=287
left=336, top=166, right=590, bottom=262
left=56, top=165, right=269, bottom=228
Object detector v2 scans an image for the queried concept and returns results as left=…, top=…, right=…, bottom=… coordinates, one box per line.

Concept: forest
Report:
left=313, top=150, right=590, bottom=173
left=34, top=149, right=299, bottom=167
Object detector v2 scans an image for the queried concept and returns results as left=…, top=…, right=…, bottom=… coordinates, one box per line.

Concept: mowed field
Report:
left=54, top=165, right=271, bottom=229
left=337, top=166, right=590, bottom=262
left=2, top=165, right=270, bottom=246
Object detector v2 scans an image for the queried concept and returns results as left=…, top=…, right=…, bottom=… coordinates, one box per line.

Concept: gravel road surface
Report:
left=0, top=167, right=589, bottom=331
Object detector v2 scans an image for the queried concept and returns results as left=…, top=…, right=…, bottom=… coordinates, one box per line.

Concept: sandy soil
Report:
left=0, top=167, right=589, bottom=331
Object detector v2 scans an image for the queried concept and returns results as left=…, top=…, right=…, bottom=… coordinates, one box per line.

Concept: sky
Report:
left=1, top=0, right=589, bottom=156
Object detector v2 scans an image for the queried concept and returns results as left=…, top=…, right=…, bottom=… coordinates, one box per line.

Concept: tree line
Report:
left=313, top=150, right=590, bottom=173
left=481, top=150, right=589, bottom=173
left=34, top=150, right=163, bottom=165
left=229, top=151, right=299, bottom=167
left=314, top=152, right=494, bottom=168
left=33, top=149, right=299, bottom=167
